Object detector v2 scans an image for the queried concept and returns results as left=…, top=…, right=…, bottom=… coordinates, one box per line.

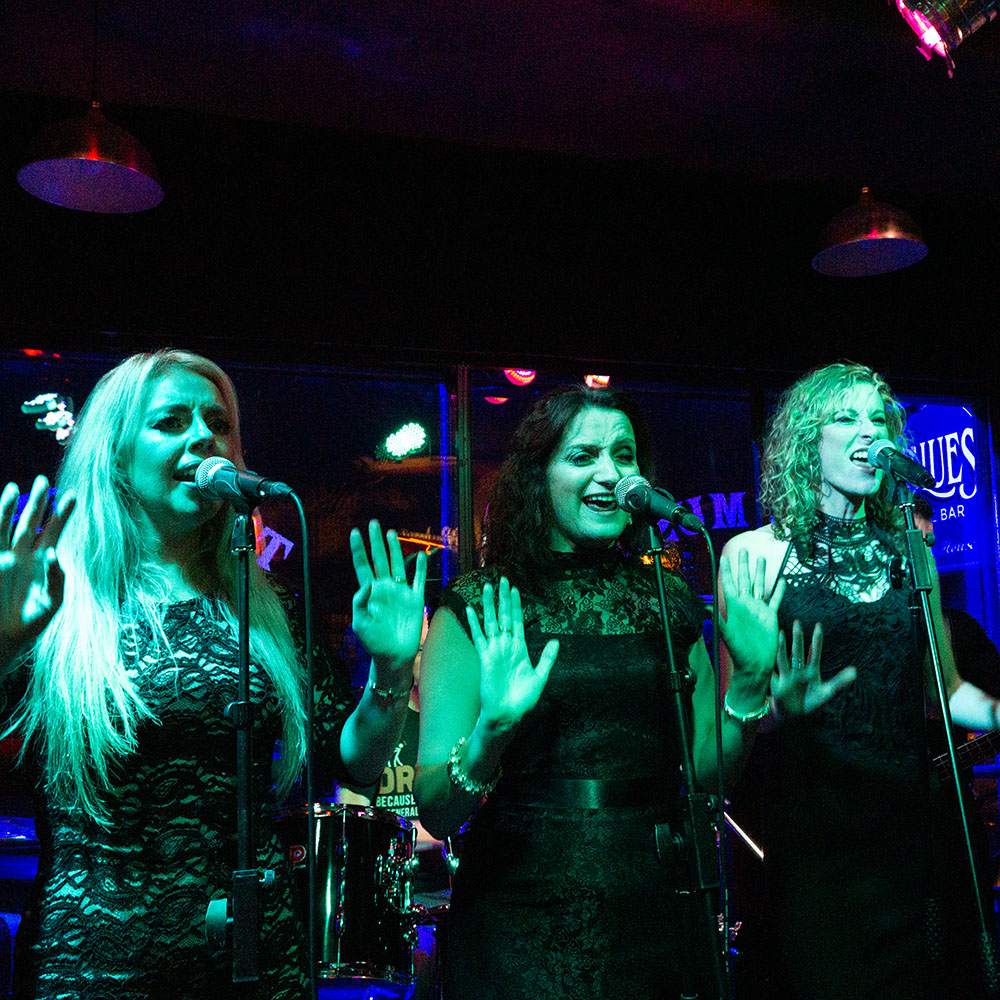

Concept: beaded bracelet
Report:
left=723, top=691, right=770, bottom=725
left=367, top=677, right=413, bottom=707
left=447, top=735, right=502, bottom=797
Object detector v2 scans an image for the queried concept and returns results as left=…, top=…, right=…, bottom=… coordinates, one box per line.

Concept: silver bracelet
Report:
left=447, top=735, right=501, bottom=797
left=367, top=677, right=412, bottom=707
left=723, top=691, right=770, bottom=725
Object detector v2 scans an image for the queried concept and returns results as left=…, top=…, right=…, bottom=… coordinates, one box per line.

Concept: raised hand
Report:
left=350, top=520, right=427, bottom=671
left=0, top=476, right=76, bottom=667
left=772, top=619, right=856, bottom=717
left=466, top=577, right=558, bottom=734
left=719, top=548, right=785, bottom=696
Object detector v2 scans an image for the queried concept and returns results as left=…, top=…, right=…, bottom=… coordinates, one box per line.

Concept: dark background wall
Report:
left=0, top=2, right=998, bottom=393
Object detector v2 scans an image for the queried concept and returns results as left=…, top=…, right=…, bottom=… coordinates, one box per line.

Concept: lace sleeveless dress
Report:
left=4, top=596, right=351, bottom=1000
left=760, top=515, right=934, bottom=1000
left=438, top=550, right=707, bottom=999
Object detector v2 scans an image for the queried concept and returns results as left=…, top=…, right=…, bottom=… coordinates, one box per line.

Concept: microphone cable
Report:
left=288, top=492, right=318, bottom=1000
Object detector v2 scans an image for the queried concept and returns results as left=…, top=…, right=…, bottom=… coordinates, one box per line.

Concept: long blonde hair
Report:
left=13, top=350, right=306, bottom=824
left=759, top=361, right=907, bottom=544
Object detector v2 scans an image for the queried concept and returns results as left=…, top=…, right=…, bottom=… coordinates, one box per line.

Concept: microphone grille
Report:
left=195, top=455, right=234, bottom=492
left=614, top=475, right=649, bottom=509
left=866, top=439, right=894, bottom=465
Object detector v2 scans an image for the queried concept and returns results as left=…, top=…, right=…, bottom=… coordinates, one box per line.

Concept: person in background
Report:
left=0, top=349, right=427, bottom=999
left=912, top=492, right=1000, bottom=702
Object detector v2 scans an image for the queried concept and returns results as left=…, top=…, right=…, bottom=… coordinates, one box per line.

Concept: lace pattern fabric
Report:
left=757, top=515, right=934, bottom=999
left=778, top=515, right=923, bottom=773
left=438, top=552, right=710, bottom=997
left=783, top=513, right=901, bottom=603
left=8, top=593, right=352, bottom=1000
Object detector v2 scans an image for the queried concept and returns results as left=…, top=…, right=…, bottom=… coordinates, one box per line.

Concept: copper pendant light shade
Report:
left=17, top=101, right=163, bottom=214
left=811, top=187, right=927, bottom=277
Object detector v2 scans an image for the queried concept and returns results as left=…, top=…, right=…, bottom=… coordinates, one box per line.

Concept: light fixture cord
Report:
left=90, top=0, right=99, bottom=103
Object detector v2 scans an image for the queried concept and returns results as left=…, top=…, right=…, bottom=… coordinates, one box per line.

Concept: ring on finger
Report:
left=790, top=658, right=805, bottom=671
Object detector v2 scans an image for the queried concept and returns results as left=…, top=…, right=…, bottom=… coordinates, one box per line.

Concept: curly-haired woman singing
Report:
left=721, top=361, right=998, bottom=1000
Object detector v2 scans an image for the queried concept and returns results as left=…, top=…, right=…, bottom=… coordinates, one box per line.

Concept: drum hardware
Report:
left=277, top=802, right=459, bottom=999
left=278, top=802, right=417, bottom=997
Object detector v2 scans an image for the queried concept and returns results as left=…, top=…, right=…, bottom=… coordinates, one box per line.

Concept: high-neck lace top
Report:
left=773, top=512, right=925, bottom=787
left=437, top=551, right=710, bottom=998
left=442, top=550, right=707, bottom=782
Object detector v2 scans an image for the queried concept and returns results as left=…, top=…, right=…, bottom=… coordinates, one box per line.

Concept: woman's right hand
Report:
left=0, top=476, right=76, bottom=665
left=466, top=577, right=559, bottom=734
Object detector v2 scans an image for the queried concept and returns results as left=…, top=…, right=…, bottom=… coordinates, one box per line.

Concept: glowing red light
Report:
left=585, top=375, right=611, bottom=389
left=21, top=349, right=45, bottom=357
left=896, top=2, right=948, bottom=56
left=503, top=369, right=536, bottom=386
left=484, top=396, right=509, bottom=405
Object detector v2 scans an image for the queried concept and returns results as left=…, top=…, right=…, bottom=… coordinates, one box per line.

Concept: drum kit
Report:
left=277, top=801, right=456, bottom=1000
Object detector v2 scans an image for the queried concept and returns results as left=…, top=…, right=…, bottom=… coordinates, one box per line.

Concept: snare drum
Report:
left=278, top=802, right=416, bottom=997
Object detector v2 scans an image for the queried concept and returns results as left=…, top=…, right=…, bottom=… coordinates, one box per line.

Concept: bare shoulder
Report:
left=721, top=523, right=785, bottom=563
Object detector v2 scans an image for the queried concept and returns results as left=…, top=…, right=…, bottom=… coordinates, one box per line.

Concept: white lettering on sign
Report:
left=916, top=427, right=976, bottom=501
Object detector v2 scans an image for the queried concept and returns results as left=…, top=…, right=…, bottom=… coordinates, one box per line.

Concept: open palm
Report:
left=719, top=550, right=785, bottom=691
left=467, top=577, right=558, bottom=733
left=350, top=520, right=427, bottom=666
left=0, top=477, right=75, bottom=664
left=772, top=619, right=856, bottom=717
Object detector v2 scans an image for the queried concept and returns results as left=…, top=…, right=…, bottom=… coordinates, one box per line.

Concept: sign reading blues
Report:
left=905, top=403, right=981, bottom=570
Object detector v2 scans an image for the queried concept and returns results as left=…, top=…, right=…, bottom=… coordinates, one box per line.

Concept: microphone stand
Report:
left=205, top=504, right=273, bottom=987
left=893, top=480, right=1000, bottom=997
left=645, top=524, right=730, bottom=1000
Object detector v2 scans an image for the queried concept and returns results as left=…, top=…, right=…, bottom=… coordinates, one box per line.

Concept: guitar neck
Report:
left=935, top=729, right=1000, bottom=775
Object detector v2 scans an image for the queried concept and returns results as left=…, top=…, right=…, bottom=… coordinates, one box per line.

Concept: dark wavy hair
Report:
left=759, top=361, right=907, bottom=545
left=481, top=384, right=655, bottom=585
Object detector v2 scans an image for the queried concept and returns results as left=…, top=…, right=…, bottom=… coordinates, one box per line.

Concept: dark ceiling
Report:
left=1, top=1, right=999, bottom=387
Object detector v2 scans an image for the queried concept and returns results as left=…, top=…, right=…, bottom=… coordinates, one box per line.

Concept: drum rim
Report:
left=275, top=799, right=413, bottom=830
left=317, top=960, right=414, bottom=986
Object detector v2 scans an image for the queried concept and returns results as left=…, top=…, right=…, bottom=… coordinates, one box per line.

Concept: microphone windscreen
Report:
left=195, top=456, right=234, bottom=494
left=614, top=475, right=650, bottom=512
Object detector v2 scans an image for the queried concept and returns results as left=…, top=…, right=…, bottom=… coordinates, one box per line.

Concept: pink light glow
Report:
left=585, top=374, right=610, bottom=388
left=484, top=396, right=509, bottom=405
left=503, top=369, right=536, bottom=386
left=896, top=2, right=948, bottom=56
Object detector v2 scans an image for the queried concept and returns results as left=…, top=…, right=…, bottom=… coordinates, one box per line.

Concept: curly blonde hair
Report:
left=760, top=362, right=907, bottom=544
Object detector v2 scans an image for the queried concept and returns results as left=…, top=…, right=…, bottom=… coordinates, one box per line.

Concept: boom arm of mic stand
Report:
left=895, top=483, right=1000, bottom=995
left=646, top=525, right=731, bottom=1000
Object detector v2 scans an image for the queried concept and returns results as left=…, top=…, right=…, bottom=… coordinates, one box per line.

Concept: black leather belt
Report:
left=495, top=775, right=664, bottom=810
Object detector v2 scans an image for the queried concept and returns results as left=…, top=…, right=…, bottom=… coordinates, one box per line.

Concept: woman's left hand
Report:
left=772, top=619, right=856, bottom=717
left=350, top=520, right=427, bottom=672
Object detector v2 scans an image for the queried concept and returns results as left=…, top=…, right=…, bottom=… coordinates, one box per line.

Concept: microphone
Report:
left=614, top=475, right=705, bottom=532
left=195, top=456, right=294, bottom=505
left=866, top=440, right=936, bottom=490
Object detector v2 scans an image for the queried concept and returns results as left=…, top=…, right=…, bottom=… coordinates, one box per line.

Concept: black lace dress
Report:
left=4, top=596, right=351, bottom=1000
left=759, top=515, right=935, bottom=1000
left=438, top=550, right=707, bottom=1000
